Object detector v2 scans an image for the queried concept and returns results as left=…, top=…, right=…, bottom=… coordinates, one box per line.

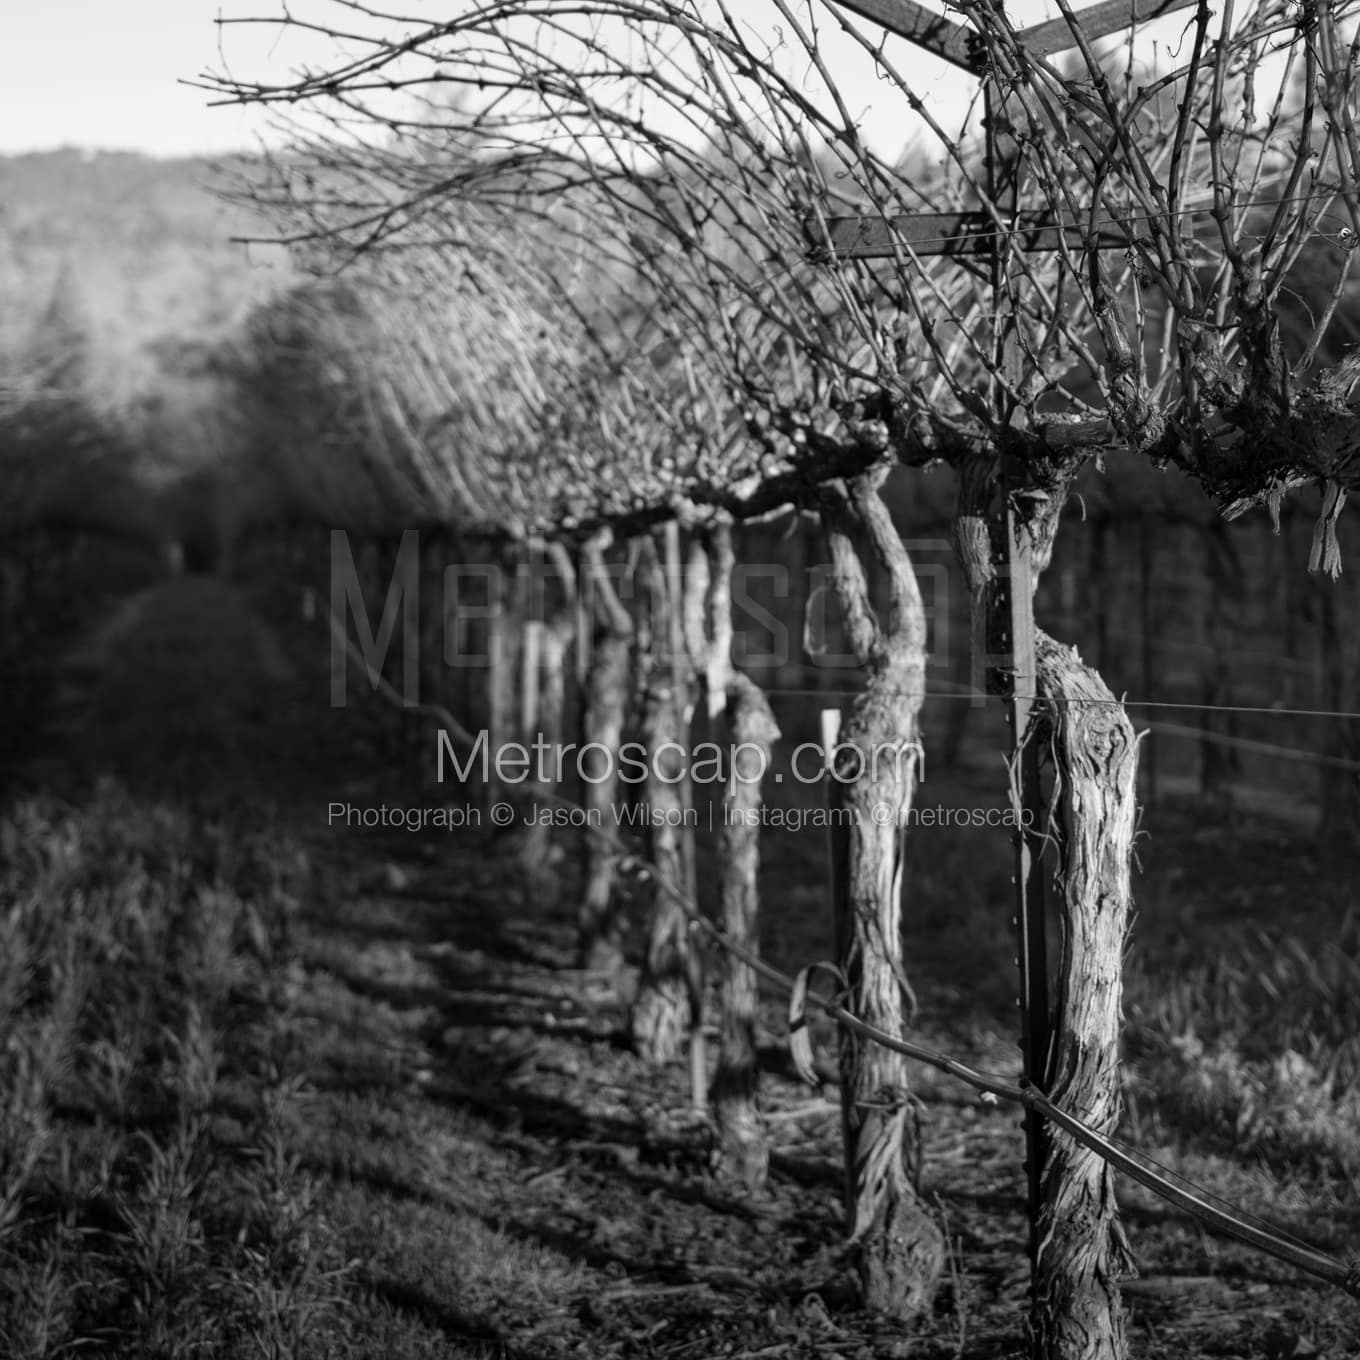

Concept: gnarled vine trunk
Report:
left=1032, top=633, right=1138, bottom=1360
left=712, top=671, right=778, bottom=1189
left=518, top=541, right=577, bottom=907
left=576, top=532, right=633, bottom=974
left=629, top=671, right=691, bottom=1063
left=822, top=473, right=943, bottom=1321
left=956, top=446, right=1136, bottom=1359
left=684, top=524, right=778, bottom=1189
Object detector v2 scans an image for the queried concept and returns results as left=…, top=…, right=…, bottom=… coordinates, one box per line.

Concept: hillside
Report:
left=0, top=149, right=290, bottom=415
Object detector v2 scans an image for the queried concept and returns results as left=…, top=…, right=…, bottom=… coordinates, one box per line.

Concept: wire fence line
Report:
left=324, top=601, right=1360, bottom=1301
left=770, top=679, right=1360, bottom=775
left=767, top=684, right=1360, bottom=721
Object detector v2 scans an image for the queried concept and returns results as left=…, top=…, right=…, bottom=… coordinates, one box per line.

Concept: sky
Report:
left=0, top=1, right=338, bottom=157
left=0, top=0, right=1215, bottom=163
left=2, top=0, right=1213, bottom=163
left=0, top=0, right=986, bottom=160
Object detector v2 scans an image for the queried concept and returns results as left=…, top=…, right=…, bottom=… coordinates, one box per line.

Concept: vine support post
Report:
left=984, top=60, right=1054, bottom=1322
left=486, top=542, right=514, bottom=810
left=820, top=704, right=855, bottom=1220
left=991, top=468, right=1054, bottom=1292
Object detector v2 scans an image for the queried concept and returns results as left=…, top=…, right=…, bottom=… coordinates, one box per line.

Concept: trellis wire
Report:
left=765, top=685, right=1360, bottom=721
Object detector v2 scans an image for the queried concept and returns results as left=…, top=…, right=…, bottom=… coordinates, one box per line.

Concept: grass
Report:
left=0, top=781, right=352, bottom=1360
left=0, top=779, right=625, bottom=1359
left=1124, top=906, right=1360, bottom=1188
left=4, top=763, right=1360, bottom=1358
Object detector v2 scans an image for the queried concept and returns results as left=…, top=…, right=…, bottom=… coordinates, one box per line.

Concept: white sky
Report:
left=0, top=0, right=995, bottom=160
left=0, top=1, right=334, bottom=157
left=0, top=0, right=1207, bottom=162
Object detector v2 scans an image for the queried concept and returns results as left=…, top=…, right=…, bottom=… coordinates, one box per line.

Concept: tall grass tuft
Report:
left=1124, top=908, right=1360, bottom=1180
left=0, top=781, right=352, bottom=1358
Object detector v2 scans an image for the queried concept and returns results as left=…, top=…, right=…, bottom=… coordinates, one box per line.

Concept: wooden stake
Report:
left=820, top=705, right=855, bottom=1225
left=486, top=547, right=511, bottom=809
left=996, top=481, right=1053, bottom=1286
left=521, top=619, right=542, bottom=750
left=986, top=67, right=1052, bottom=1342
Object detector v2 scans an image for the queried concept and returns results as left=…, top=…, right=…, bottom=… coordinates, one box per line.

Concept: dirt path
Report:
left=273, top=821, right=1357, bottom=1359
left=279, top=826, right=1028, bottom=1358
